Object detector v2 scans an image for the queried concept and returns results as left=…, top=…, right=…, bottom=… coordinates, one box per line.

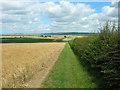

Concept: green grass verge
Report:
left=41, top=43, right=100, bottom=88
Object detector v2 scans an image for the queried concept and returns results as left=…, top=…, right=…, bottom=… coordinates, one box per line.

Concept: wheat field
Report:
left=2, top=43, right=65, bottom=88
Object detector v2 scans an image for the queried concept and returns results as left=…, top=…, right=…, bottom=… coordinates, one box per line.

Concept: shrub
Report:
left=69, top=23, right=120, bottom=88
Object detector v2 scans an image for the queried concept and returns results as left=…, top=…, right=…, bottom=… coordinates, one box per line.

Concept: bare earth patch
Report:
left=2, top=43, right=65, bottom=88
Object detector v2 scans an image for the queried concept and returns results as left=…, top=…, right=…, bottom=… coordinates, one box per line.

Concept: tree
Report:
left=64, top=36, right=67, bottom=38
left=40, top=35, right=44, bottom=37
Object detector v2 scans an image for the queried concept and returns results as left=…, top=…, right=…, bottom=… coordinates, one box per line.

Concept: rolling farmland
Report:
left=1, top=23, right=119, bottom=88
left=2, top=43, right=65, bottom=88
left=1, top=0, right=119, bottom=88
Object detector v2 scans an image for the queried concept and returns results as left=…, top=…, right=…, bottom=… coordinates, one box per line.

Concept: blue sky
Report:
left=80, top=2, right=111, bottom=13
left=40, top=17, right=52, bottom=25
left=0, top=0, right=118, bottom=34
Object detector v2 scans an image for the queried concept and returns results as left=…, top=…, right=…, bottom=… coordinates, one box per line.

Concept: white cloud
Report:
left=1, top=0, right=119, bottom=34
left=41, top=1, right=96, bottom=32
left=102, top=6, right=118, bottom=17
left=111, top=0, right=119, bottom=7
left=44, top=1, right=95, bottom=21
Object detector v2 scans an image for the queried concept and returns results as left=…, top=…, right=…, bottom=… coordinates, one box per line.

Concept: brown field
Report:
left=2, top=43, right=65, bottom=88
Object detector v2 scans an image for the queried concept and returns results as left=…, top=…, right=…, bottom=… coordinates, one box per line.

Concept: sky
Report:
left=0, top=0, right=119, bottom=34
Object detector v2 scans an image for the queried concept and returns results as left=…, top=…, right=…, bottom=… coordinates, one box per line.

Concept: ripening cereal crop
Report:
left=2, top=43, right=65, bottom=88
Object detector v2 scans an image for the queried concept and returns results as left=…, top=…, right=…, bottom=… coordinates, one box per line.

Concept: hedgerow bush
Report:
left=69, top=23, right=120, bottom=88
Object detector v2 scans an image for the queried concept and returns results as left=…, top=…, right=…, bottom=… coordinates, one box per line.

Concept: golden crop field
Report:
left=2, top=43, right=65, bottom=88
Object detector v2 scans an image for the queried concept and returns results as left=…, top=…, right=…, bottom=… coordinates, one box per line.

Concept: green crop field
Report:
left=0, top=38, right=64, bottom=43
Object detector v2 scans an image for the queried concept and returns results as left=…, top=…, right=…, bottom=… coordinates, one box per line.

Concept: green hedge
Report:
left=69, top=23, right=120, bottom=88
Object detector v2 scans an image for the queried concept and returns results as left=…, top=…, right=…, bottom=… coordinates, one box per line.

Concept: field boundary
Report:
left=42, top=43, right=99, bottom=88
left=22, top=43, right=66, bottom=88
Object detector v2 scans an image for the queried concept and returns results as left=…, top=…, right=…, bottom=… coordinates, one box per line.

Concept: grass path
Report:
left=41, top=43, right=99, bottom=88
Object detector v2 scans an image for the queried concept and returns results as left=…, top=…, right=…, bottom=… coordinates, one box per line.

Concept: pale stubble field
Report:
left=2, top=43, right=65, bottom=88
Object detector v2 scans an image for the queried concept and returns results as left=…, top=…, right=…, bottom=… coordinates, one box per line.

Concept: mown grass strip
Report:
left=42, top=43, right=99, bottom=88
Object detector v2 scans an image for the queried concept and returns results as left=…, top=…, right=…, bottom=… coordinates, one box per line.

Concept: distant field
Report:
left=0, top=38, right=63, bottom=43
left=0, top=35, right=87, bottom=38
left=0, top=35, right=87, bottom=43
left=0, top=35, right=63, bottom=39
left=2, top=43, right=65, bottom=88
